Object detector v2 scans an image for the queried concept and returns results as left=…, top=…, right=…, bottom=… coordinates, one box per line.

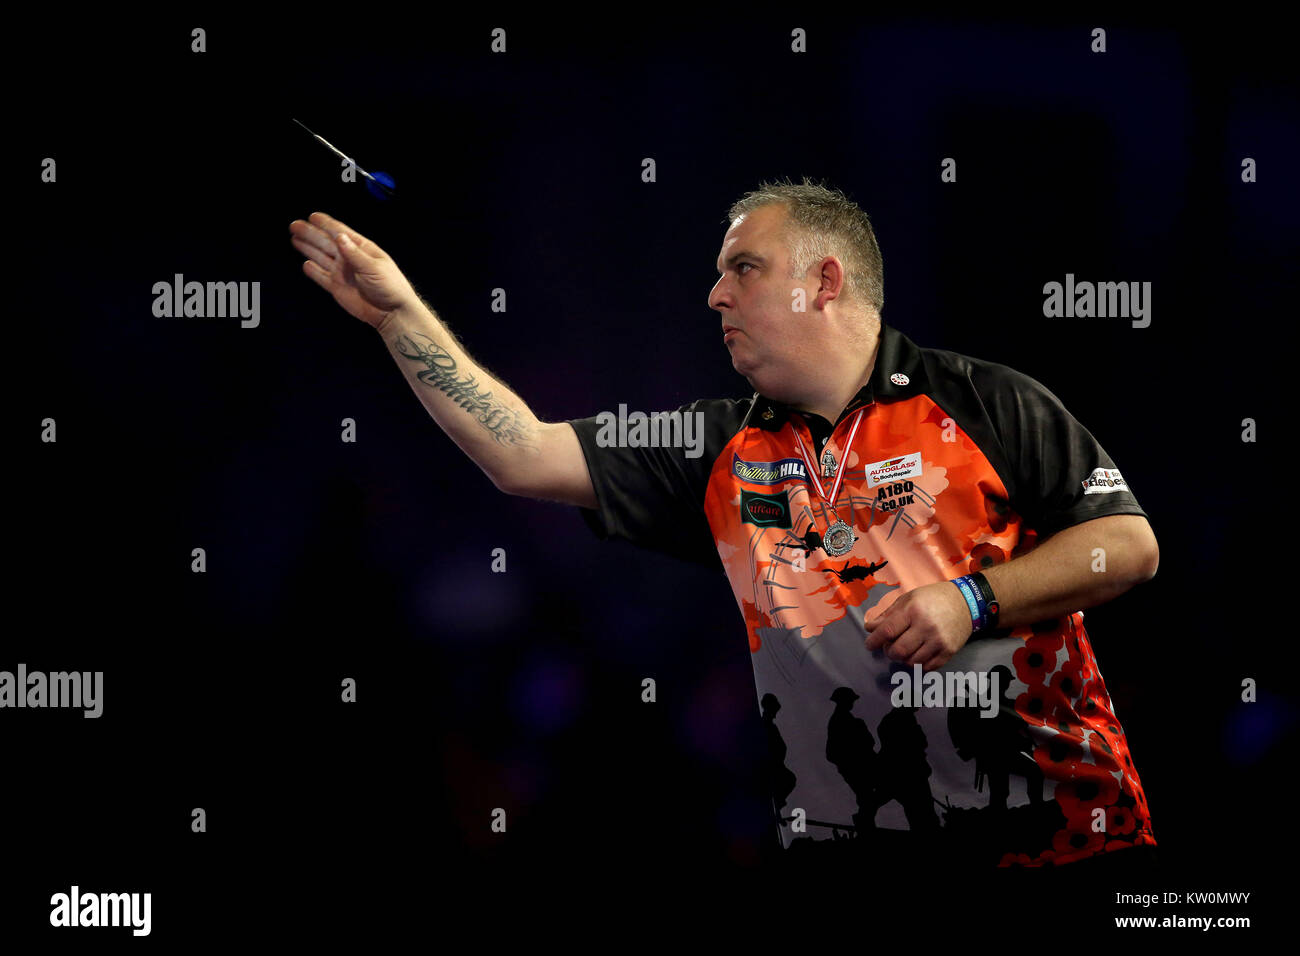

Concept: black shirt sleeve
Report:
left=566, top=398, right=747, bottom=569
left=970, top=363, right=1150, bottom=540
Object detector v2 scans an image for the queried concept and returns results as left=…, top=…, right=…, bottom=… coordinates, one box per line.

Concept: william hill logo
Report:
left=733, top=454, right=807, bottom=485
left=740, top=489, right=792, bottom=528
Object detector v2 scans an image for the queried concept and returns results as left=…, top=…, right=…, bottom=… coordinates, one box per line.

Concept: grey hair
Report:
left=725, top=176, right=883, bottom=317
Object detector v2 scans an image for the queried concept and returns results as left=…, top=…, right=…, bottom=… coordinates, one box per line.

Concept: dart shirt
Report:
left=568, top=318, right=1156, bottom=866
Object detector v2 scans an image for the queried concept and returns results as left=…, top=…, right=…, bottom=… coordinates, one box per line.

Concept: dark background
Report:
left=10, top=10, right=1295, bottom=940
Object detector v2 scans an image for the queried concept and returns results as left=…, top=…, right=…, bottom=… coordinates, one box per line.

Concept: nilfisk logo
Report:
left=732, top=454, right=808, bottom=485
left=740, top=489, right=792, bottom=528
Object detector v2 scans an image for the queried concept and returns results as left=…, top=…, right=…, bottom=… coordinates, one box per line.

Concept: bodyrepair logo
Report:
left=865, top=451, right=923, bottom=488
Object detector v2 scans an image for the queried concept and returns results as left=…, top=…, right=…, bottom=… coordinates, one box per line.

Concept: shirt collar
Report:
left=746, top=317, right=928, bottom=432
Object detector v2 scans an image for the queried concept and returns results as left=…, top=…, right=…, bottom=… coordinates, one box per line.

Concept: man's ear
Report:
left=815, top=255, right=846, bottom=309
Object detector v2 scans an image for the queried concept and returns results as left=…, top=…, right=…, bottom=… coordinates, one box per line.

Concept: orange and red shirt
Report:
left=569, top=319, right=1156, bottom=866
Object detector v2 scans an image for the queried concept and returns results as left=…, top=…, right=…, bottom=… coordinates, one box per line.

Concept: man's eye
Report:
left=737, top=263, right=752, bottom=274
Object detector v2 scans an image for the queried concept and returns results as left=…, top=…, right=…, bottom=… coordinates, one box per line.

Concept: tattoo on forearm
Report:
left=392, top=332, right=534, bottom=446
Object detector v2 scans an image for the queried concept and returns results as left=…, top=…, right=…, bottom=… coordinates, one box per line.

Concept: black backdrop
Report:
left=10, top=10, right=1295, bottom=941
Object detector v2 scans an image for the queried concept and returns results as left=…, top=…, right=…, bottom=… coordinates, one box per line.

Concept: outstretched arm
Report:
left=290, top=212, right=596, bottom=507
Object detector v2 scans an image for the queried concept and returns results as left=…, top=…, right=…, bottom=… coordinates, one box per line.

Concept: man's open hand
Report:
left=863, top=581, right=974, bottom=671
left=289, top=212, right=419, bottom=333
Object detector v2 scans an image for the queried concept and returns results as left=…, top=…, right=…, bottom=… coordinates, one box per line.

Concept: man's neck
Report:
left=793, top=324, right=880, bottom=424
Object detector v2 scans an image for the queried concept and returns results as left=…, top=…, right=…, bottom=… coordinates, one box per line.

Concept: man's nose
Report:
left=707, top=276, right=729, bottom=312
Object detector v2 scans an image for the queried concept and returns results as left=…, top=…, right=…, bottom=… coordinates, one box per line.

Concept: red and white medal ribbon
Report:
left=791, top=407, right=865, bottom=507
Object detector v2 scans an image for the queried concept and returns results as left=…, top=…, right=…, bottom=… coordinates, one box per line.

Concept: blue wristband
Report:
left=951, top=575, right=987, bottom=632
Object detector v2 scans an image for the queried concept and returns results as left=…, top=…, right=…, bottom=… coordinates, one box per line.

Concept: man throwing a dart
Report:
left=288, top=178, right=1160, bottom=874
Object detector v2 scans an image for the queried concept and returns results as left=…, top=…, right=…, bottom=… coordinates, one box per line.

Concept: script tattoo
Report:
left=392, top=332, right=534, bottom=446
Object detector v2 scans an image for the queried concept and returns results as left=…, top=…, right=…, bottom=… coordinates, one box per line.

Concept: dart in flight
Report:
left=293, top=117, right=395, bottom=200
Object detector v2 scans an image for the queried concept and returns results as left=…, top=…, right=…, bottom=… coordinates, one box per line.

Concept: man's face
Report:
left=708, top=204, right=810, bottom=398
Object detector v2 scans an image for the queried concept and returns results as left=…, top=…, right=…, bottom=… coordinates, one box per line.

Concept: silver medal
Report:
left=823, top=518, right=857, bottom=557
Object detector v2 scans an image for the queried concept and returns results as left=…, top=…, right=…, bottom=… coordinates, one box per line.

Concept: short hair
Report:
left=725, top=176, right=884, bottom=316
